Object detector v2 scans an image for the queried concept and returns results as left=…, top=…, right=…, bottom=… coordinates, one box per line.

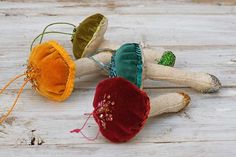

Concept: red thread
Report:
left=70, top=113, right=99, bottom=141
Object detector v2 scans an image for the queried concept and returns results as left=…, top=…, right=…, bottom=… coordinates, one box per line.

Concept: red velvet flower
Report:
left=93, top=77, right=150, bottom=142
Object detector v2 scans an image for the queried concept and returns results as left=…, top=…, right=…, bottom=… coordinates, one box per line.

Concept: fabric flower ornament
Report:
left=0, top=19, right=115, bottom=125
left=109, top=43, right=143, bottom=88
left=71, top=13, right=108, bottom=59
left=0, top=28, right=108, bottom=124
left=71, top=77, right=190, bottom=142
left=76, top=43, right=221, bottom=92
left=28, top=41, right=75, bottom=101
left=0, top=30, right=109, bottom=124
left=0, top=40, right=75, bottom=124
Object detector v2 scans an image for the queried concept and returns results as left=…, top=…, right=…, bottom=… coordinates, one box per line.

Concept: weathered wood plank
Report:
left=0, top=15, right=235, bottom=46
left=0, top=0, right=236, bottom=15
left=0, top=141, right=236, bottom=157
left=0, top=88, right=235, bottom=145
left=0, top=1, right=235, bottom=156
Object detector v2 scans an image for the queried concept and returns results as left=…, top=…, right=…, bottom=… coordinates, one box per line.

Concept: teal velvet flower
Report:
left=110, top=43, right=143, bottom=88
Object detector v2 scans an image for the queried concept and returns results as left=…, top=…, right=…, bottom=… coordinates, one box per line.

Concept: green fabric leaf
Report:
left=157, top=51, right=176, bottom=67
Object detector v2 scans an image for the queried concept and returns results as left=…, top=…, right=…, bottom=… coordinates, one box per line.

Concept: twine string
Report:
left=88, top=48, right=116, bottom=73
left=30, top=31, right=73, bottom=51
left=39, top=22, right=76, bottom=43
left=70, top=113, right=99, bottom=141
left=0, top=72, right=34, bottom=124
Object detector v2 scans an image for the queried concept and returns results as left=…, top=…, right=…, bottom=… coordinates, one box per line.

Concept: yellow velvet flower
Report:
left=28, top=40, right=75, bottom=101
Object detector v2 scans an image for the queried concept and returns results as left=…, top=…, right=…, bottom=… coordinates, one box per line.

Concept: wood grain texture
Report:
left=0, top=0, right=235, bottom=156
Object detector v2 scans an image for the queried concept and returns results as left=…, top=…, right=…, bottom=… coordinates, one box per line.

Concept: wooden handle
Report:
left=145, top=63, right=221, bottom=93
left=149, top=93, right=190, bottom=117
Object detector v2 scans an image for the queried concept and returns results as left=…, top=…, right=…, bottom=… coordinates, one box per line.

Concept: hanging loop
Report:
left=30, top=31, right=74, bottom=51
left=39, top=22, right=76, bottom=44
left=0, top=73, right=32, bottom=124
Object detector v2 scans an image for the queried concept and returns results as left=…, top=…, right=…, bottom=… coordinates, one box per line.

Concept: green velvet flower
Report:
left=72, top=13, right=108, bottom=59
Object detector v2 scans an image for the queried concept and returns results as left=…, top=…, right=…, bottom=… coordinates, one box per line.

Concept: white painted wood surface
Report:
left=0, top=0, right=236, bottom=156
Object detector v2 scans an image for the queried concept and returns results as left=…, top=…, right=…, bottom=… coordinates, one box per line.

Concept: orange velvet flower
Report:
left=28, top=40, right=75, bottom=101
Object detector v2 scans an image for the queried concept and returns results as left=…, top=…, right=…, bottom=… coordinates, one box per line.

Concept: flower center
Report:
left=95, top=93, right=115, bottom=129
